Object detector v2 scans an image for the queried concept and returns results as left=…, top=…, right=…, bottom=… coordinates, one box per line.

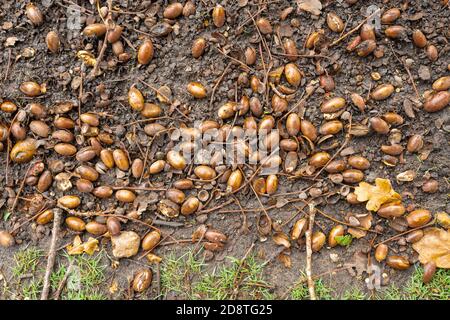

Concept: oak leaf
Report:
left=67, top=236, right=99, bottom=255
left=354, top=178, right=401, bottom=212
left=412, top=228, right=450, bottom=269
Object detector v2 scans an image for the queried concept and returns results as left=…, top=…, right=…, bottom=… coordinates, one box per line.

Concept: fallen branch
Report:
left=41, top=208, right=62, bottom=300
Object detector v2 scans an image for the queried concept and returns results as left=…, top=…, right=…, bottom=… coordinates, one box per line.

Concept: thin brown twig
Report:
left=209, top=62, right=232, bottom=110
left=389, top=44, right=420, bottom=100
left=330, top=8, right=382, bottom=47
left=41, top=209, right=62, bottom=300
left=9, top=163, right=33, bottom=214
left=305, top=203, right=316, bottom=300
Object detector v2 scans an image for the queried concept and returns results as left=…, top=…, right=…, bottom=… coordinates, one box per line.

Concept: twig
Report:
left=330, top=8, right=382, bottom=47
left=3, top=48, right=12, bottom=81
left=9, top=163, right=33, bottom=213
left=53, top=261, right=74, bottom=300
left=231, top=242, right=255, bottom=299
left=373, top=220, right=435, bottom=247
left=389, top=44, right=420, bottom=100
left=210, top=62, right=232, bottom=110
left=305, top=203, right=316, bottom=300
left=41, top=209, right=62, bottom=300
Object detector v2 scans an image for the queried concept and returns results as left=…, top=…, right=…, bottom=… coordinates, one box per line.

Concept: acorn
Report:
left=20, top=81, right=45, bottom=97
left=133, top=269, right=152, bottom=293
left=406, top=135, right=423, bottom=153
left=113, top=149, right=129, bottom=171
left=326, top=12, right=344, bottom=32
left=312, top=231, right=326, bottom=252
left=128, top=86, right=145, bottom=111
left=192, top=38, right=206, bottom=58
left=141, top=103, right=162, bottom=118
left=245, top=46, right=257, bottom=65
left=37, top=170, right=53, bottom=193
left=137, top=40, right=154, bottom=65
left=371, top=84, right=394, bottom=100
left=319, top=75, right=335, bottom=92
left=107, top=217, right=121, bottom=236
left=320, top=97, right=346, bottom=113
left=319, top=120, right=343, bottom=135
left=370, top=117, right=390, bottom=134
left=291, top=218, right=307, bottom=240
left=360, top=24, right=376, bottom=41
left=107, top=25, right=123, bottom=43
left=342, top=169, right=364, bottom=183
left=115, top=190, right=136, bottom=203
left=283, top=38, right=298, bottom=61
left=426, top=45, right=438, bottom=62
left=26, top=3, right=43, bottom=26
left=212, top=5, right=225, bottom=28
left=36, top=209, right=54, bottom=225
left=377, top=203, right=405, bottom=219
left=227, top=170, right=243, bottom=192
left=167, top=150, right=186, bottom=170
left=163, top=2, right=183, bottom=19
left=83, top=23, right=107, bottom=37
left=381, top=8, right=401, bottom=24
left=422, top=262, right=436, bottom=284
left=58, top=196, right=81, bottom=209
left=423, top=91, right=450, bottom=112
left=265, top=175, right=278, bottom=195
left=142, top=231, right=161, bottom=251
left=187, top=82, right=207, bottom=98
left=385, top=26, right=406, bottom=39
left=76, top=179, right=94, bottom=193
left=284, top=63, right=301, bottom=87
left=432, top=76, right=450, bottom=91
left=328, top=225, right=345, bottom=247
left=386, top=255, right=410, bottom=270
left=350, top=93, right=365, bottom=112
left=149, top=160, right=166, bottom=174
left=166, top=189, right=185, bottom=204
left=356, top=40, right=376, bottom=57
left=256, top=17, right=272, bottom=34
left=309, top=152, right=330, bottom=168
left=325, top=159, right=346, bottom=173
left=131, top=159, right=144, bottom=179
left=412, top=29, right=427, bottom=48
left=85, top=221, right=107, bottom=236
left=286, top=113, right=300, bottom=136
left=181, top=197, right=200, bottom=216
left=183, top=1, right=196, bottom=17
left=1, top=101, right=17, bottom=113
left=194, top=165, right=216, bottom=180
left=10, top=139, right=37, bottom=163
left=54, top=143, right=77, bottom=156
left=46, top=31, right=60, bottom=53
left=218, top=102, right=236, bottom=119
left=300, top=120, right=317, bottom=141
left=375, top=244, right=388, bottom=262
left=406, top=209, right=432, bottom=228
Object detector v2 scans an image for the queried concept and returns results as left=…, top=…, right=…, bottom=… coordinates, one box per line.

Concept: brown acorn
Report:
left=46, top=31, right=60, bottom=53
left=137, top=40, right=154, bottom=65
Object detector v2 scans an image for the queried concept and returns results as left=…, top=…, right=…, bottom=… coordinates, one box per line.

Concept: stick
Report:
left=53, top=261, right=74, bottom=300
left=9, top=163, right=33, bottom=213
left=41, top=209, right=62, bottom=300
left=305, top=203, right=316, bottom=300
left=330, top=8, right=382, bottom=47
left=210, top=62, right=232, bottom=110
left=389, top=44, right=420, bottom=100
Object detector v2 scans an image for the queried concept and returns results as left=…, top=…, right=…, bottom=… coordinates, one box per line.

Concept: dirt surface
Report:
left=0, top=0, right=449, bottom=300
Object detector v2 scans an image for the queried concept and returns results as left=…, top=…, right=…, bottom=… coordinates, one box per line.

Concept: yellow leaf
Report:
left=83, top=237, right=99, bottom=255
left=109, top=279, right=119, bottom=294
left=67, top=236, right=99, bottom=256
left=76, top=50, right=96, bottom=67
left=146, top=253, right=162, bottom=264
left=354, top=178, right=401, bottom=212
left=412, top=228, right=450, bottom=269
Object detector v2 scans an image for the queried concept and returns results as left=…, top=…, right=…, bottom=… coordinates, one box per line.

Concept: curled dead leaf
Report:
left=412, top=228, right=450, bottom=268
left=297, top=0, right=322, bottom=16
left=67, top=236, right=99, bottom=255
left=77, top=50, right=96, bottom=67
left=354, top=178, right=401, bottom=212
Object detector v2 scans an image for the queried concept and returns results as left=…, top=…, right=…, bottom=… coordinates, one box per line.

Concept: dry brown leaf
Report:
left=76, top=50, right=96, bottom=67
left=412, top=228, right=450, bottom=268
left=67, top=236, right=99, bottom=255
left=297, top=0, right=322, bottom=16
left=278, top=252, right=292, bottom=268
left=354, top=178, right=401, bottom=212
left=109, top=279, right=119, bottom=294
left=146, top=253, right=163, bottom=264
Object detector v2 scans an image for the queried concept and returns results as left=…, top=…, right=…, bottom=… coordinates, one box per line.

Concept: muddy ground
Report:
left=0, top=0, right=449, bottom=300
